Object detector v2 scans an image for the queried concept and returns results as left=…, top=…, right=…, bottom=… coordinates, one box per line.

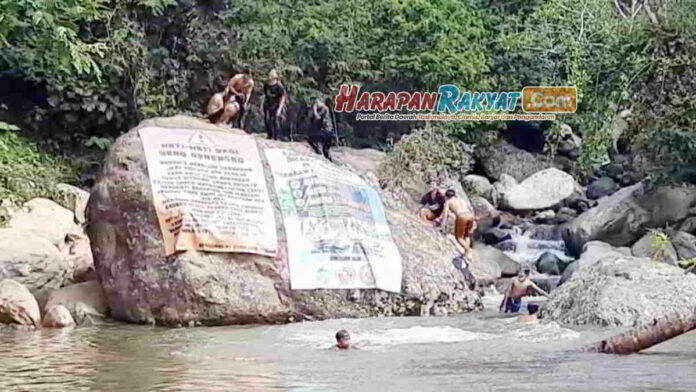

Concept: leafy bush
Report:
left=378, top=126, right=474, bottom=189
left=0, top=123, right=78, bottom=204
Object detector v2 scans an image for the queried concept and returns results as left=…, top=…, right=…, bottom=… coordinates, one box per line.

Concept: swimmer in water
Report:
left=518, top=303, right=540, bottom=324
left=335, top=329, right=352, bottom=350
left=500, top=268, right=549, bottom=313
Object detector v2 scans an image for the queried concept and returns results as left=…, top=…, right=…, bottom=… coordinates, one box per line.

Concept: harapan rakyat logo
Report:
left=332, top=84, right=577, bottom=116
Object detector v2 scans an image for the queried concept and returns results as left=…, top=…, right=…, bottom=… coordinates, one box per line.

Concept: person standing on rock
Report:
left=500, top=268, right=549, bottom=313
left=438, top=189, right=477, bottom=257
left=226, top=72, right=255, bottom=129
left=263, top=69, right=287, bottom=140
left=308, top=97, right=336, bottom=161
left=417, top=182, right=446, bottom=225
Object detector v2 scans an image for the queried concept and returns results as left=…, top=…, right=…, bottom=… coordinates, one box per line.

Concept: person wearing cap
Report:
left=263, top=69, right=287, bottom=140
left=226, top=72, right=255, bottom=128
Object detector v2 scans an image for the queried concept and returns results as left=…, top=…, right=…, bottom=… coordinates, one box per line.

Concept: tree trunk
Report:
left=585, top=315, right=696, bottom=354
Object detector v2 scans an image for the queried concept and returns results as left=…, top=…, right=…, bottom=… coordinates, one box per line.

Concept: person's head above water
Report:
left=527, top=303, right=539, bottom=315
left=445, top=189, right=456, bottom=198
left=335, top=329, right=351, bottom=349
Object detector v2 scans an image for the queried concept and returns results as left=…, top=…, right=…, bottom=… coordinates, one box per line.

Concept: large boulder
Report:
left=474, top=243, right=520, bottom=278
left=636, top=186, right=696, bottom=228
left=535, top=252, right=570, bottom=276
left=0, top=229, right=76, bottom=304
left=665, top=230, right=696, bottom=261
left=631, top=231, right=678, bottom=265
left=0, top=279, right=40, bottom=326
left=477, top=142, right=554, bottom=182
left=500, top=168, right=576, bottom=211
left=7, top=198, right=79, bottom=247
left=561, top=183, right=650, bottom=255
left=541, top=256, right=696, bottom=327
left=87, top=116, right=480, bottom=326
left=462, top=175, right=496, bottom=205
left=44, top=280, right=108, bottom=324
left=469, top=196, right=499, bottom=231
left=559, top=241, right=630, bottom=284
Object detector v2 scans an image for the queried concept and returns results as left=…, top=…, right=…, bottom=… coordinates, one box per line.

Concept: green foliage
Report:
left=0, top=123, right=78, bottom=204
left=379, top=126, right=475, bottom=189
left=647, top=229, right=671, bottom=261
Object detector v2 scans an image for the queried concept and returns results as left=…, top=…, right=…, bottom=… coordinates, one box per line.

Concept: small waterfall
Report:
left=494, top=225, right=573, bottom=266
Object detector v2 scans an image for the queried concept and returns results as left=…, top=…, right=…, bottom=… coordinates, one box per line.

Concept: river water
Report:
left=2, top=296, right=696, bottom=392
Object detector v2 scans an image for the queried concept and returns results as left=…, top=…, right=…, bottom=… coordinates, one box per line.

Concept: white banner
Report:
left=139, top=127, right=277, bottom=257
left=265, top=149, right=402, bottom=292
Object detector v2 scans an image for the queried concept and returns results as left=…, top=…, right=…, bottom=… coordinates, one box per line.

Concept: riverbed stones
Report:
left=665, top=230, right=696, bottom=261
left=0, top=229, right=75, bottom=304
left=0, top=279, right=40, bottom=327
left=56, top=183, right=90, bottom=224
left=87, top=116, right=480, bottom=326
left=631, top=232, right=678, bottom=265
left=43, top=305, right=76, bottom=328
left=541, top=256, right=696, bottom=327
left=500, top=168, right=576, bottom=211
left=535, top=252, right=567, bottom=276
left=44, top=280, right=108, bottom=324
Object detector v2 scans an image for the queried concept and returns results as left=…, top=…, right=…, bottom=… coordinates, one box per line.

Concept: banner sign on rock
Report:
left=265, top=149, right=402, bottom=293
left=138, top=127, right=277, bottom=257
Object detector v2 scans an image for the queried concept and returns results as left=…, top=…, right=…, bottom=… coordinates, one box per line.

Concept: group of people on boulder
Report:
left=205, top=69, right=337, bottom=160
left=417, top=181, right=549, bottom=315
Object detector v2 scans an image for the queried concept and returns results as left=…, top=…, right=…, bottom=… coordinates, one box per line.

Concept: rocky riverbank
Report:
left=2, top=115, right=696, bottom=329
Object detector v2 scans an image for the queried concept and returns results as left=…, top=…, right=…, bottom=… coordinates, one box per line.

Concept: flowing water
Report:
left=495, top=225, right=574, bottom=266
left=2, top=295, right=696, bottom=392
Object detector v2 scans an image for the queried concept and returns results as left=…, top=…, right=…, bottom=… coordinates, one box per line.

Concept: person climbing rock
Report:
left=226, top=72, right=255, bottom=129
left=500, top=268, right=549, bottom=313
left=263, top=69, right=287, bottom=140
left=438, top=189, right=477, bottom=257
left=308, top=97, right=336, bottom=161
left=417, top=182, right=446, bottom=225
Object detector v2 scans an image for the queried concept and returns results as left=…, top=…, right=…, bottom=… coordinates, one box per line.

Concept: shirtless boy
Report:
left=438, top=189, right=477, bottom=257
left=500, top=268, right=549, bottom=313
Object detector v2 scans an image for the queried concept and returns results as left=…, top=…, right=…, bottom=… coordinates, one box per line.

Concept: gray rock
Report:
left=578, top=241, right=632, bottom=267
left=470, top=196, right=499, bottom=231
left=44, top=281, right=108, bottom=324
left=679, top=217, right=696, bottom=234
left=631, top=231, right=678, bottom=265
left=535, top=210, right=555, bottom=222
left=536, top=252, right=567, bottom=276
left=87, top=116, right=480, bottom=326
left=0, top=279, right=40, bottom=326
left=561, top=183, right=650, bottom=255
left=7, top=198, right=80, bottom=247
left=541, top=256, right=696, bottom=327
left=473, top=243, right=520, bottom=278
left=56, top=183, right=90, bottom=225
left=559, top=261, right=578, bottom=285
left=43, top=305, right=76, bottom=328
left=667, top=230, right=696, bottom=261
left=0, top=229, right=75, bottom=304
left=586, top=177, right=619, bottom=200
left=479, top=227, right=512, bottom=245
left=500, top=168, right=576, bottom=211
left=477, top=142, right=554, bottom=182
left=635, top=186, right=696, bottom=228
left=462, top=175, right=495, bottom=205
